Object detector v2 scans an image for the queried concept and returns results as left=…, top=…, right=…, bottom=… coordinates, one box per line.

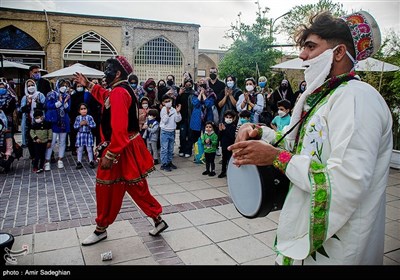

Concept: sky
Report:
left=1, top=0, right=399, bottom=54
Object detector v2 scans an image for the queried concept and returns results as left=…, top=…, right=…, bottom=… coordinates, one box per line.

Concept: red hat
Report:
left=115, top=55, right=133, bottom=75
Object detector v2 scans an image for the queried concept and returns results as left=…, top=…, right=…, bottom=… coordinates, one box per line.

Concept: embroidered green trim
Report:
left=272, top=150, right=292, bottom=174
left=309, top=160, right=330, bottom=255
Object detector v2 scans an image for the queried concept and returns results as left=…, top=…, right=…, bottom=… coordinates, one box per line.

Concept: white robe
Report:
left=275, top=80, right=393, bottom=265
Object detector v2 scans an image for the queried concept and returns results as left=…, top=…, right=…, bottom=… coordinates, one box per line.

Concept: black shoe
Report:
left=209, top=171, right=216, bottom=177
left=202, top=170, right=209, bottom=175
left=218, top=172, right=226, bottom=178
left=72, top=151, right=77, bottom=156
left=168, top=162, right=177, bottom=169
left=154, top=159, right=159, bottom=165
left=149, top=220, right=169, bottom=236
left=89, top=161, right=95, bottom=168
left=76, top=162, right=83, bottom=169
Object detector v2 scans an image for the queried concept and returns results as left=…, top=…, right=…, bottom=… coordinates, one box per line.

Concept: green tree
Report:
left=219, top=2, right=282, bottom=87
left=280, top=0, right=346, bottom=41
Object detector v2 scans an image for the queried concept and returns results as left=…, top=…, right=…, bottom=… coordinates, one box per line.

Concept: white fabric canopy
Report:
left=1, top=60, right=30, bottom=69
left=271, top=57, right=400, bottom=72
left=43, top=63, right=104, bottom=79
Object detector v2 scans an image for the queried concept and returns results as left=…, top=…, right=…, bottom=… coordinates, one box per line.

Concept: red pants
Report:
left=95, top=179, right=162, bottom=228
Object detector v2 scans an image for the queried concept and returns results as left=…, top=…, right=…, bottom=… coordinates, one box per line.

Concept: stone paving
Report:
left=1, top=133, right=399, bottom=266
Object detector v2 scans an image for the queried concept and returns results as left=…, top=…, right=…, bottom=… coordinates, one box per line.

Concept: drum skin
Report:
left=227, top=157, right=289, bottom=218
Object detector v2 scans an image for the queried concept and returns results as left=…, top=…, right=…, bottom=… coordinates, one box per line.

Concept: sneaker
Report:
left=89, top=161, right=95, bottom=168
left=179, top=153, right=184, bottom=157
left=216, top=149, right=221, bottom=156
left=149, top=220, right=169, bottom=236
left=44, top=162, right=50, bottom=171
left=168, top=162, right=177, bottom=169
left=57, top=160, right=64, bottom=169
left=36, top=168, right=44, bottom=174
left=209, top=171, right=216, bottom=177
left=154, top=159, right=159, bottom=165
left=76, top=162, right=83, bottom=169
left=202, top=170, right=209, bottom=175
left=82, top=231, right=107, bottom=246
left=184, top=154, right=191, bottom=158
left=218, top=172, right=226, bottom=178
left=32, top=167, right=38, bottom=173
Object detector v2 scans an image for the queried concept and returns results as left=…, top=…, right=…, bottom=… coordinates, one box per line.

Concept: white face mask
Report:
left=59, top=86, right=67, bottom=93
left=148, top=116, right=154, bottom=120
left=27, top=86, right=36, bottom=94
left=226, top=81, right=234, bottom=88
left=225, top=118, right=233, bottom=124
left=245, top=85, right=254, bottom=92
left=278, top=110, right=287, bottom=117
left=206, top=130, right=213, bottom=135
left=35, top=118, right=43, bottom=123
left=302, top=46, right=338, bottom=93
left=142, top=104, right=149, bottom=109
left=165, top=101, right=172, bottom=108
left=76, top=87, right=84, bottom=92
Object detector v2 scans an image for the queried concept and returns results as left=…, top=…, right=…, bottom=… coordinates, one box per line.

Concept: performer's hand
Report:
left=233, top=123, right=259, bottom=142
left=100, top=157, right=113, bottom=170
left=73, top=72, right=90, bottom=88
left=228, top=140, right=279, bottom=167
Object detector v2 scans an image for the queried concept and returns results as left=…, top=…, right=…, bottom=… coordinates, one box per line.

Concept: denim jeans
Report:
left=160, top=130, right=175, bottom=165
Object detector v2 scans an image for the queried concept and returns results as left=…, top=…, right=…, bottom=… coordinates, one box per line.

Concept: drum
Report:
left=227, top=157, right=289, bottom=218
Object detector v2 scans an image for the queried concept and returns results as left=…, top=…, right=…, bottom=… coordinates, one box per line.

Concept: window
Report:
left=0, top=25, right=42, bottom=50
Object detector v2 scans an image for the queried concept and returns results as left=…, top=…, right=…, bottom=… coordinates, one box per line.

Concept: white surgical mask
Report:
left=302, top=46, right=338, bottom=94
left=225, top=118, right=233, bottom=124
left=35, top=118, right=43, bottom=123
left=245, top=85, right=254, bottom=92
left=148, top=116, right=155, bottom=120
left=76, top=87, right=84, bottom=92
left=226, top=81, right=234, bottom=88
left=278, top=110, right=287, bottom=117
left=142, top=104, right=149, bottom=109
left=59, top=86, right=67, bottom=93
left=165, top=101, right=172, bottom=108
left=27, top=86, right=36, bottom=94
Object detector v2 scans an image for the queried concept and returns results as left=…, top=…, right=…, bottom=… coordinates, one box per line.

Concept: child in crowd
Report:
left=73, top=103, right=96, bottom=169
left=143, top=109, right=160, bottom=165
left=271, top=99, right=291, bottom=132
left=218, top=110, right=237, bottom=178
left=201, top=121, right=218, bottom=177
left=235, top=110, right=251, bottom=136
left=139, top=96, right=150, bottom=139
left=159, top=94, right=181, bottom=172
left=29, top=110, right=52, bottom=173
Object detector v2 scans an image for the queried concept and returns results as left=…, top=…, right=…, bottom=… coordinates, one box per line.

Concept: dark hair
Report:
left=239, top=110, right=251, bottom=118
left=162, top=94, right=172, bottom=102
left=295, top=11, right=355, bottom=58
left=277, top=99, right=292, bottom=110
left=33, top=109, right=43, bottom=118
left=148, top=109, right=159, bottom=118
left=205, top=121, right=216, bottom=131
left=105, top=58, right=128, bottom=80
left=244, top=77, right=256, bottom=85
left=128, top=74, right=138, bottom=83
left=225, top=75, right=236, bottom=84
left=29, top=65, right=40, bottom=72
left=224, top=109, right=237, bottom=118
left=78, top=102, right=88, bottom=110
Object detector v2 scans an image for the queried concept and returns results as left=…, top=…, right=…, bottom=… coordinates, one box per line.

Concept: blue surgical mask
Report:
left=0, top=88, right=7, bottom=95
left=130, top=83, right=137, bottom=89
left=33, top=73, right=41, bottom=80
left=240, top=118, right=249, bottom=124
left=259, top=82, right=266, bottom=88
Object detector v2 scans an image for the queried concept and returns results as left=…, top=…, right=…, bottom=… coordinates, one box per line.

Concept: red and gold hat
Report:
left=115, top=55, right=133, bottom=75
left=341, top=11, right=381, bottom=61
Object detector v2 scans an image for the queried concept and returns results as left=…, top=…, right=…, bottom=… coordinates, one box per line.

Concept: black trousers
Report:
left=205, top=152, right=216, bottom=172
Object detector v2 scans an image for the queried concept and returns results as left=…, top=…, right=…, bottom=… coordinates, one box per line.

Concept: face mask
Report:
left=159, top=83, right=165, bottom=87
left=28, top=86, right=36, bottom=94
left=225, top=118, right=233, bottom=124
left=59, top=86, right=67, bottom=93
left=148, top=116, right=155, bottom=120
left=259, top=82, right=266, bottom=88
left=209, top=73, right=217, bottom=80
left=245, top=85, right=254, bottom=92
left=104, top=64, right=117, bottom=85
left=278, top=110, right=287, bottom=117
left=200, top=84, right=207, bottom=89
left=130, top=83, right=137, bottom=89
left=226, top=81, right=234, bottom=88
left=0, top=88, right=6, bottom=95
left=300, top=85, right=306, bottom=92
left=147, top=87, right=154, bottom=91
left=185, top=85, right=192, bottom=90
left=33, top=73, right=41, bottom=80
left=142, top=103, right=149, bottom=109
left=76, top=87, right=84, bottom=92
left=167, top=80, right=174, bottom=86
left=165, top=101, right=172, bottom=108
left=240, top=118, right=249, bottom=124
left=302, top=46, right=337, bottom=93
left=206, top=130, right=213, bottom=135
left=281, top=84, right=288, bottom=90
left=35, top=118, right=43, bottom=123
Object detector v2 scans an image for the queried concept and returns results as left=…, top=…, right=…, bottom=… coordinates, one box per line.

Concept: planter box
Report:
left=391, top=150, right=400, bottom=170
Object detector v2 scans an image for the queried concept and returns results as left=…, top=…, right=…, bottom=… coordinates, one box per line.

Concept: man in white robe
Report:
left=229, top=11, right=393, bottom=265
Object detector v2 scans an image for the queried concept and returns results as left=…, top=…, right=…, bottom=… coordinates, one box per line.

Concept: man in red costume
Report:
left=74, top=56, right=168, bottom=246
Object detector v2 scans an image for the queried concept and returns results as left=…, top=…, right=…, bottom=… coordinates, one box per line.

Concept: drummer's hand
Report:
left=100, top=157, right=113, bottom=170
left=228, top=140, right=279, bottom=167
left=235, top=123, right=260, bottom=142
left=73, top=72, right=90, bottom=88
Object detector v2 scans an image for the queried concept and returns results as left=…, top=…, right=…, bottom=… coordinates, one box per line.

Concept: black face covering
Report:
left=104, top=63, right=117, bottom=85
left=209, top=73, right=217, bottom=80
left=167, top=80, right=174, bottom=86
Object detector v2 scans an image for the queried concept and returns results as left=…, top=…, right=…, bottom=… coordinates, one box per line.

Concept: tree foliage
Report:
left=219, top=2, right=282, bottom=87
